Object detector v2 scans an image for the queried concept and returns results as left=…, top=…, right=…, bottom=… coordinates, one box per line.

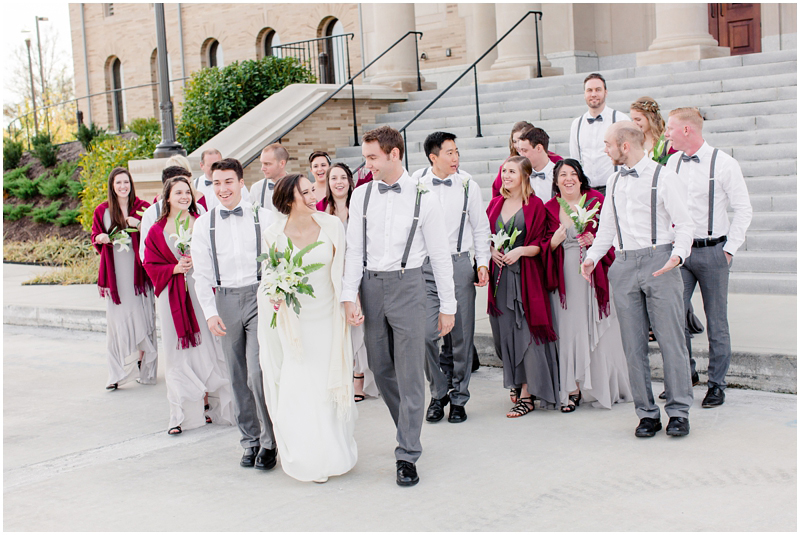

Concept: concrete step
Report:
left=745, top=212, right=796, bottom=232
left=728, top=272, right=797, bottom=295
left=740, top=159, right=797, bottom=177
left=744, top=176, right=797, bottom=194
left=731, top=251, right=797, bottom=274
left=741, top=231, right=797, bottom=252
left=702, top=99, right=798, bottom=121
left=749, top=193, right=798, bottom=212
left=732, top=143, right=797, bottom=162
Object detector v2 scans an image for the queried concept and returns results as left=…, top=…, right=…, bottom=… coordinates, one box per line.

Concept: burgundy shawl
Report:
left=491, top=151, right=563, bottom=198
left=91, top=198, right=151, bottom=305
left=542, top=189, right=614, bottom=320
left=486, top=194, right=557, bottom=344
left=142, top=217, right=202, bottom=349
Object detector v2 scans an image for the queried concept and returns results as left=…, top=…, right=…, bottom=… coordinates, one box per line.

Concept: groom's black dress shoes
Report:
left=425, top=394, right=449, bottom=422
left=448, top=404, right=467, bottom=423
left=634, top=417, right=662, bottom=438
left=666, top=417, right=690, bottom=436
left=396, top=460, right=419, bottom=487
left=241, top=446, right=258, bottom=467
left=255, top=447, right=278, bottom=470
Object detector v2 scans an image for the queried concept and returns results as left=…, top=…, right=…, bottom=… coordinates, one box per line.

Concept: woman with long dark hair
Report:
left=91, top=167, right=157, bottom=390
left=143, top=176, right=234, bottom=435
left=308, top=150, right=332, bottom=203
left=542, top=159, right=632, bottom=412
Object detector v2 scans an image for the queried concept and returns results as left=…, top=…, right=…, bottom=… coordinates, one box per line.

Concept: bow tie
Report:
left=220, top=206, right=243, bottom=219
left=378, top=182, right=401, bottom=194
left=204, top=179, right=212, bottom=187
left=432, top=177, right=452, bottom=187
left=267, top=181, right=275, bottom=190
left=619, top=168, right=639, bottom=177
left=587, top=115, right=603, bottom=124
left=532, top=171, right=547, bottom=180
left=681, top=154, right=700, bottom=163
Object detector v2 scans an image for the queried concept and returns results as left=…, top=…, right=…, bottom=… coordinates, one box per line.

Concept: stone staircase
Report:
left=336, top=49, right=797, bottom=295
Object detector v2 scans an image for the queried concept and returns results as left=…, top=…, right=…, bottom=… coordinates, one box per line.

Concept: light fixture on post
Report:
left=35, top=16, right=50, bottom=136
left=153, top=3, right=186, bottom=158
left=22, top=29, right=39, bottom=136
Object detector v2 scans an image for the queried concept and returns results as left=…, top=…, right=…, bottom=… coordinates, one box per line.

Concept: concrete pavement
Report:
left=3, top=325, right=797, bottom=531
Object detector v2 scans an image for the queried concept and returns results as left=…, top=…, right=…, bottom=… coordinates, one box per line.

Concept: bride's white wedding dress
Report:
left=257, top=213, right=357, bottom=482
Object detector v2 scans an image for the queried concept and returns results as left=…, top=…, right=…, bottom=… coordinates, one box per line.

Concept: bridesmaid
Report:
left=308, top=151, right=331, bottom=203
left=487, top=156, right=559, bottom=417
left=143, top=176, right=235, bottom=435
left=91, top=167, right=157, bottom=390
left=542, top=159, right=633, bottom=412
left=630, top=97, right=674, bottom=165
left=318, top=163, right=379, bottom=402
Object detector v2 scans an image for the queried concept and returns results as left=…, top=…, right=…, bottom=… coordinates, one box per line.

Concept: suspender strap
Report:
left=254, top=216, right=262, bottom=281
left=708, top=148, right=719, bottom=236
left=611, top=172, right=624, bottom=250
left=261, top=180, right=268, bottom=207
left=362, top=181, right=374, bottom=271
left=576, top=114, right=583, bottom=164
left=612, top=110, right=618, bottom=173
left=675, top=153, right=684, bottom=175
left=456, top=180, right=470, bottom=253
left=401, top=189, right=423, bottom=273
left=155, top=202, right=161, bottom=219
left=209, top=209, right=221, bottom=287
left=651, top=164, right=663, bottom=246
left=194, top=177, right=200, bottom=190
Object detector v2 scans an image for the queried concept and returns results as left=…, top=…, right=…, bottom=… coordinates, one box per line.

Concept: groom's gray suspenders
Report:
left=611, top=163, right=664, bottom=253
left=674, top=148, right=719, bottom=236
left=209, top=209, right=263, bottom=288
left=577, top=109, right=618, bottom=172
left=361, top=180, right=423, bottom=276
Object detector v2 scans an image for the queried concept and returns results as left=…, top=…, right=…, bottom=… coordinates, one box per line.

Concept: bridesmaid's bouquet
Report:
left=489, top=216, right=521, bottom=296
left=557, top=194, right=600, bottom=270
left=257, top=238, right=325, bottom=328
left=106, top=226, right=138, bottom=253
left=169, top=210, right=193, bottom=291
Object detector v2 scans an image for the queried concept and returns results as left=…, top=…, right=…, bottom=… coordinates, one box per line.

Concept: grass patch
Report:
left=22, top=256, right=99, bottom=285
left=3, top=236, right=95, bottom=265
left=4, top=203, right=33, bottom=221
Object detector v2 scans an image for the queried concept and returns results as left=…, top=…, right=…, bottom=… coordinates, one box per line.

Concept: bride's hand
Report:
left=344, top=301, right=364, bottom=326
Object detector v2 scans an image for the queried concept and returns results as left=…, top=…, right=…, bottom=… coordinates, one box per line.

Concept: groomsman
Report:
left=569, top=73, right=630, bottom=194
left=582, top=122, right=694, bottom=438
left=191, top=158, right=278, bottom=470
left=665, top=107, right=753, bottom=408
left=194, top=148, right=250, bottom=210
left=516, top=126, right=556, bottom=203
left=250, top=143, right=290, bottom=210
left=410, top=132, right=491, bottom=424
left=342, top=126, right=456, bottom=487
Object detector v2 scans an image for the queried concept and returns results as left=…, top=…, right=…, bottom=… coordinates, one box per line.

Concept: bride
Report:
left=257, top=173, right=357, bottom=483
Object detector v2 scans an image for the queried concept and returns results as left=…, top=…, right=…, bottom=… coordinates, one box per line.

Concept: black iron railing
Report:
left=272, top=33, right=355, bottom=85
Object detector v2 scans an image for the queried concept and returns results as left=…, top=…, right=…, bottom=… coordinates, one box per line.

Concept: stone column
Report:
left=470, top=3, right=497, bottom=73
left=637, top=3, right=730, bottom=66
left=368, top=3, right=429, bottom=91
left=480, top=3, right=562, bottom=83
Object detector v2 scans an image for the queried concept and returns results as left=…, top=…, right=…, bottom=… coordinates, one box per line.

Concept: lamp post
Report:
left=35, top=16, right=50, bottom=136
left=153, top=3, right=186, bottom=158
left=24, top=36, right=39, bottom=136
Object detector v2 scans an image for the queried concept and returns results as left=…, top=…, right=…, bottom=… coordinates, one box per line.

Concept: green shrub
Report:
left=67, top=178, right=84, bottom=199
left=128, top=117, right=160, bottom=137
left=176, top=56, right=315, bottom=153
left=75, top=123, right=111, bottom=152
left=3, top=165, right=40, bottom=200
left=38, top=161, right=80, bottom=198
left=31, top=200, right=62, bottom=223
left=3, top=136, right=25, bottom=170
left=3, top=203, right=33, bottom=221
left=31, top=133, right=59, bottom=168
left=55, top=208, right=80, bottom=227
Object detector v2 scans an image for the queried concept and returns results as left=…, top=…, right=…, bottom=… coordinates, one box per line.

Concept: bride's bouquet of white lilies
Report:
left=258, top=238, right=325, bottom=328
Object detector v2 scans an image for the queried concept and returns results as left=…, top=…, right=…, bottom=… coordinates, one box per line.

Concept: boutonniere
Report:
left=416, top=182, right=429, bottom=195
left=462, top=178, right=470, bottom=194
left=251, top=203, right=261, bottom=223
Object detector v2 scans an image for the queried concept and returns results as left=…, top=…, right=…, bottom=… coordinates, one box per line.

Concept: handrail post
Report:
left=534, top=12, right=542, bottom=78
left=403, top=129, right=409, bottom=170
left=414, top=34, right=422, bottom=92
left=473, top=65, right=482, bottom=138
left=347, top=37, right=359, bottom=146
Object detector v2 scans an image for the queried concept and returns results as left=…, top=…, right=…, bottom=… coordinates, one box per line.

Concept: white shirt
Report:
left=140, top=200, right=206, bottom=263
left=569, top=106, right=630, bottom=188
left=586, top=156, right=693, bottom=264
left=410, top=167, right=492, bottom=269
left=249, top=178, right=276, bottom=210
left=194, top=174, right=250, bottom=211
left=342, top=170, right=457, bottom=314
left=665, top=142, right=752, bottom=256
left=190, top=199, right=274, bottom=320
left=530, top=159, right=555, bottom=204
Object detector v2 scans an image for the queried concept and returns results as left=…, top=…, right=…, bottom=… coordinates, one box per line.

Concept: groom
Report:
left=342, top=126, right=456, bottom=487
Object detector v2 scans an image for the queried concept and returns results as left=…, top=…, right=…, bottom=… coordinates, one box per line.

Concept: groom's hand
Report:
left=344, top=301, right=364, bottom=327
left=208, top=316, right=226, bottom=337
left=438, top=313, right=455, bottom=337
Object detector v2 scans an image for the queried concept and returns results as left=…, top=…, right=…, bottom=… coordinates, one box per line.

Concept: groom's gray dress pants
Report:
left=361, top=267, right=426, bottom=463
left=215, top=285, right=276, bottom=450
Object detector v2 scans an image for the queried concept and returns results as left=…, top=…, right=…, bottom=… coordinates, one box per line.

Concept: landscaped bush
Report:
left=55, top=208, right=81, bottom=227
left=128, top=117, right=160, bottom=137
left=75, top=123, right=111, bottom=152
left=176, top=56, right=316, bottom=153
left=31, top=200, right=62, bottom=223
left=3, top=136, right=25, bottom=170
left=38, top=161, right=80, bottom=198
left=3, top=165, right=39, bottom=200
left=3, top=203, right=33, bottom=221
left=31, top=132, right=59, bottom=168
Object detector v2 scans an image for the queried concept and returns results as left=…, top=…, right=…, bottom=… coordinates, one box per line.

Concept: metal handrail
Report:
left=272, top=33, right=355, bottom=85
left=397, top=10, right=543, bottom=169
left=242, top=30, right=423, bottom=168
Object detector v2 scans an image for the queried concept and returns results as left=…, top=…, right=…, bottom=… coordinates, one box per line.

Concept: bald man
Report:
left=582, top=121, right=695, bottom=438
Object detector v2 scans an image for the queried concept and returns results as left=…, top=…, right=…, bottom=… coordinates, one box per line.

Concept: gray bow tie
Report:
left=681, top=154, right=700, bottom=163
left=204, top=179, right=212, bottom=187
left=267, top=181, right=275, bottom=190
left=378, top=182, right=401, bottom=194
left=532, top=171, right=547, bottom=180
left=587, top=115, right=603, bottom=124
left=619, top=168, right=638, bottom=177
left=220, top=206, right=243, bottom=219
left=432, top=178, right=452, bottom=187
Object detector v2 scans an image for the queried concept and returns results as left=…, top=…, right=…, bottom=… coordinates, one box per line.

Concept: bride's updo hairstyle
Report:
left=271, top=173, right=306, bottom=215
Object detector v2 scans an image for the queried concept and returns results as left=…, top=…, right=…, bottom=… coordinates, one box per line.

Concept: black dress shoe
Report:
left=448, top=404, right=467, bottom=423
left=635, top=417, right=662, bottom=438
left=241, top=446, right=258, bottom=468
left=425, top=394, right=449, bottom=422
left=666, top=416, right=690, bottom=436
left=396, top=460, right=419, bottom=487
left=702, top=385, right=725, bottom=408
left=255, top=447, right=278, bottom=470
left=659, top=371, right=701, bottom=400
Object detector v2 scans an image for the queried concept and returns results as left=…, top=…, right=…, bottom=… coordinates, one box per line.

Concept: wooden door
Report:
left=708, top=3, right=762, bottom=55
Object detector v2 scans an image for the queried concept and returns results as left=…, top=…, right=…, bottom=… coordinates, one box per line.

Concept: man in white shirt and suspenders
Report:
left=195, top=148, right=251, bottom=210
left=250, top=143, right=289, bottom=211
left=582, top=122, right=694, bottom=439
left=665, top=107, right=753, bottom=408
left=516, top=126, right=556, bottom=203
left=569, top=73, right=630, bottom=195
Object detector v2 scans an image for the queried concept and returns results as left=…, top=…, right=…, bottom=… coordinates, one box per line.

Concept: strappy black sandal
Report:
left=168, top=426, right=182, bottom=435
left=106, top=383, right=118, bottom=391
left=561, top=391, right=582, bottom=413
left=353, top=374, right=366, bottom=402
left=507, top=396, right=535, bottom=418
left=509, top=387, right=521, bottom=404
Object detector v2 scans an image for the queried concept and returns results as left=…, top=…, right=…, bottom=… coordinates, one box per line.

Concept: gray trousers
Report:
left=607, top=245, right=694, bottom=419
left=423, top=253, right=476, bottom=406
left=215, top=285, right=275, bottom=449
left=681, top=241, right=732, bottom=389
left=361, top=267, right=426, bottom=463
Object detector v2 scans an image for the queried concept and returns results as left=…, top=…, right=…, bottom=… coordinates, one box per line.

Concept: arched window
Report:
left=105, top=56, right=125, bottom=132
left=201, top=38, right=224, bottom=68
left=317, top=17, right=347, bottom=84
left=256, top=28, right=282, bottom=59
